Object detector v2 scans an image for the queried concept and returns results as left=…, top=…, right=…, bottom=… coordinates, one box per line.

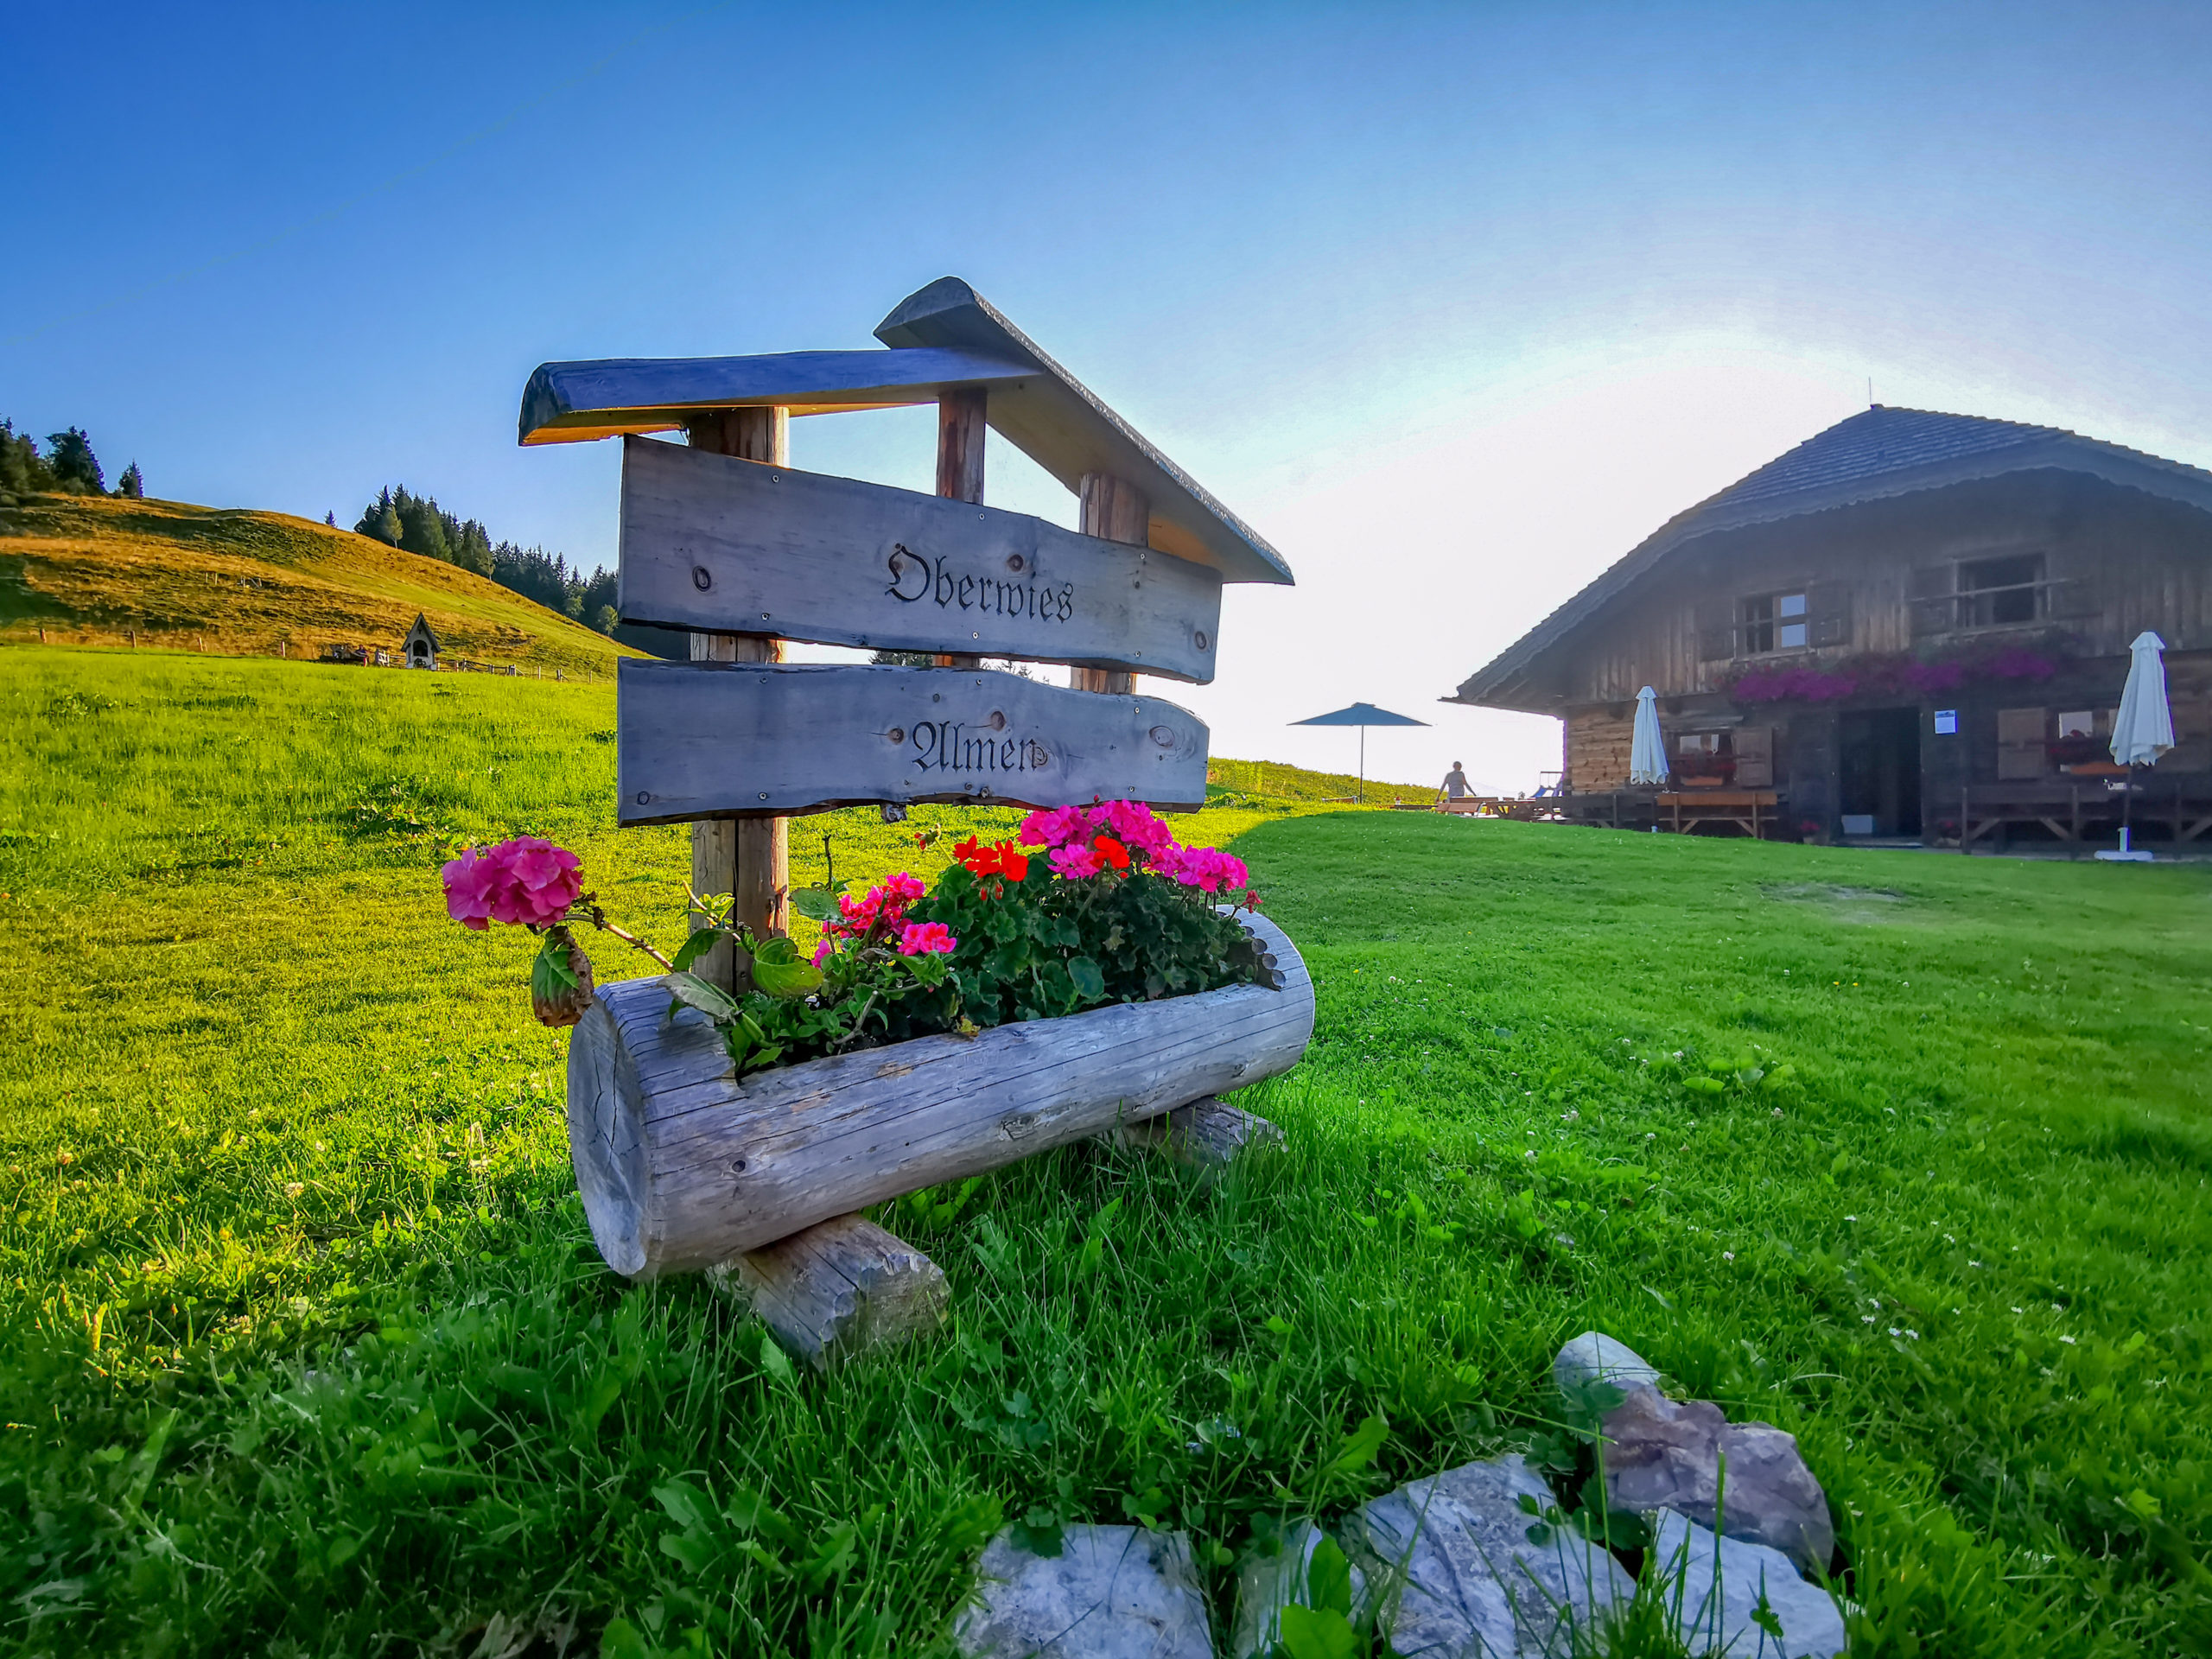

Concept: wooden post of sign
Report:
left=1071, top=472, right=1147, bottom=694
left=685, top=408, right=791, bottom=989
left=689, top=406, right=947, bottom=1367
left=931, top=387, right=988, bottom=671
left=1069, top=468, right=1287, bottom=1159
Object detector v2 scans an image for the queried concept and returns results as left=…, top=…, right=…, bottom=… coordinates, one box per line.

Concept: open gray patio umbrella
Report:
left=1291, top=702, right=1429, bottom=803
left=2102, top=631, right=2175, bottom=861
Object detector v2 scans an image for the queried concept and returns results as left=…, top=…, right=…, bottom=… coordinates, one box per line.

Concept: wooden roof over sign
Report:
left=518, top=276, right=1293, bottom=588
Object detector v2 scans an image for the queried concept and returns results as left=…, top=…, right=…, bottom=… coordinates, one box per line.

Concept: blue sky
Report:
left=7, top=3, right=2210, bottom=785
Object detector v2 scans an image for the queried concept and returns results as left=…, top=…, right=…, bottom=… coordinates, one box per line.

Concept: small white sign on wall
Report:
left=1933, top=709, right=1958, bottom=734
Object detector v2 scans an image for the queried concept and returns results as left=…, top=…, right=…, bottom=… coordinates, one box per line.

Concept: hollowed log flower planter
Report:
left=566, top=911, right=1313, bottom=1278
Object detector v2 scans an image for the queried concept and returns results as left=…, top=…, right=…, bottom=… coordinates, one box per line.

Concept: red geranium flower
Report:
left=1094, top=835, right=1131, bottom=871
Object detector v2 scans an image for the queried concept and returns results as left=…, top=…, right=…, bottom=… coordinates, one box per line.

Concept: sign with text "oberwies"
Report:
left=617, top=437, right=1224, bottom=682
left=617, top=661, right=1209, bottom=825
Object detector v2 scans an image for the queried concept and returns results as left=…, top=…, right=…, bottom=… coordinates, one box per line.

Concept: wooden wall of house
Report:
left=1566, top=708, right=1636, bottom=791
left=1524, top=473, right=2212, bottom=709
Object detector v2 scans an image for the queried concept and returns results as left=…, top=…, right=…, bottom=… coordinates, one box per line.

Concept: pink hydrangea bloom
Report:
left=442, top=837, right=584, bottom=930
left=897, top=921, right=957, bottom=956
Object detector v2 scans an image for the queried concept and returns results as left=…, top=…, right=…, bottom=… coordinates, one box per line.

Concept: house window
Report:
left=1956, top=554, right=2044, bottom=627
left=1740, top=591, right=1808, bottom=655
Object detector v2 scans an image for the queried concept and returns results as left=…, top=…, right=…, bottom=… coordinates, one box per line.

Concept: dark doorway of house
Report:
left=1839, top=708, right=1923, bottom=836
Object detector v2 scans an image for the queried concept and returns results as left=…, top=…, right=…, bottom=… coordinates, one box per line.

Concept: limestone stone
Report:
left=1551, top=1332, right=1661, bottom=1401
left=956, top=1525, right=1212, bottom=1659
left=1348, top=1453, right=1631, bottom=1656
left=1650, top=1511, right=1848, bottom=1659
left=1229, top=1519, right=1365, bottom=1659
left=1599, top=1387, right=1835, bottom=1578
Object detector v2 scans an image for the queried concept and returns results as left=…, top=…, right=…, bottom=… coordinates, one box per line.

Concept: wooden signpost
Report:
left=617, top=661, right=1209, bottom=823
left=524, top=276, right=1298, bottom=1364
left=616, top=437, right=1224, bottom=680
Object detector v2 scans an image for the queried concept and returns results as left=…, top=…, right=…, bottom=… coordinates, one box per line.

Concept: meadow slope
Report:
left=1, top=648, right=2208, bottom=1657
left=0, top=494, right=637, bottom=678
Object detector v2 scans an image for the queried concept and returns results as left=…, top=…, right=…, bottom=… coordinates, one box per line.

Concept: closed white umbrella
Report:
left=2111, top=632, right=2175, bottom=766
left=1629, top=686, right=1668, bottom=785
left=2101, top=632, right=2173, bottom=861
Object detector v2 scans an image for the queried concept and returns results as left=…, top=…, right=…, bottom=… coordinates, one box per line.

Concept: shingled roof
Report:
left=1448, top=405, right=2212, bottom=710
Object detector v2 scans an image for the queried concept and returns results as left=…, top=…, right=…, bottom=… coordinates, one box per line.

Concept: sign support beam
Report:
left=1072, top=470, right=1147, bottom=696
left=932, top=386, right=988, bottom=670
left=685, top=406, right=791, bottom=991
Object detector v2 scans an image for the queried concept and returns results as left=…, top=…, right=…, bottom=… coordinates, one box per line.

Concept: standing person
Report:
left=1440, top=761, right=1475, bottom=804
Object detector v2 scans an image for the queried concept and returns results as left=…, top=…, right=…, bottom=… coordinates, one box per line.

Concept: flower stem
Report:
left=575, top=906, right=675, bottom=970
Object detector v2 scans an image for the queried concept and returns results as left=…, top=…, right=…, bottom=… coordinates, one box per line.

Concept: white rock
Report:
left=1552, top=1332, right=1661, bottom=1400
left=1649, top=1511, right=1848, bottom=1659
left=1349, top=1453, right=1631, bottom=1656
left=1229, top=1519, right=1366, bottom=1659
left=956, top=1525, right=1213, bottom=1659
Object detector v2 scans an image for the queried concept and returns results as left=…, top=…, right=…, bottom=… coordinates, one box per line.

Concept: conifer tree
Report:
left=117, top=461, right=144, bottom=499
left=46, top=428, right=104, bottom=493
left=0, top=419, right=56, bottom=494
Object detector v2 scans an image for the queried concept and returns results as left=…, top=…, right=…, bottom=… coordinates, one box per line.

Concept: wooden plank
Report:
left=616, top=438, right=1223, bottom=683
left=618, top=660, right=1208, bottom=825
left=709, top=1214, right=948, bottom=1369
left=518, top=346, right=1038, bottom=443
left=874, top=277, right=1294, bottom=587
left=564, top=912, right=1313, bottom=1276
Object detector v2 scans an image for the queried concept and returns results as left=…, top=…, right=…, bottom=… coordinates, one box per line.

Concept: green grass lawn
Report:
left=3, top=646, right=2209, bottom=1658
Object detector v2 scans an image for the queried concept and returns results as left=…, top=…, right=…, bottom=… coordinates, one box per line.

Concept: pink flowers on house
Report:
left=442, top=837, right=586, bottom=931
left=1018, top=800, right=1251, bottom=897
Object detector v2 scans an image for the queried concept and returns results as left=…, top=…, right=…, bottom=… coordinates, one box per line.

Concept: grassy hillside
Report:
left=1206, top=755, right=1437, bottom=805
left=3, top=650, right=2209, bottom=1656
left=0, top=493, right=638, bottom=679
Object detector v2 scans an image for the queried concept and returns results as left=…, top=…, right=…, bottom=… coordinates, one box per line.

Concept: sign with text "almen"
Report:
left=617, top=660, right=1209, bottom=825
left=617, top=437, right=1224, bottom=681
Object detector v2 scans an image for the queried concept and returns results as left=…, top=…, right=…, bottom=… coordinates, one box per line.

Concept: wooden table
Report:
left=1960, top=779, right=2212, bottom=850
left=1656, top=789, right=1779, bottom=837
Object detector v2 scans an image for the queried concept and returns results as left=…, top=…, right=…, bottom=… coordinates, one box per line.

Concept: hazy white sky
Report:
left=7, top=3, right=2209, bottom=790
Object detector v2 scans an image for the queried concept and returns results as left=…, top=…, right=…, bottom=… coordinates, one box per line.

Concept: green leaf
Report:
left=1318, top=1413, right=1389, bottom=1483
left=1683, top=1076, right=1726, bottom=1096
left=789, top=887, right=839, bottom=922
left=1009, top=1505, right=1065, bottom=1558
left=757, top=1332, right=798, bottom=1389
left=671, top=927, right=724, bottom=972
left=750, top=938, right=823, bottom=1000
left=1306, top=1534, right=1354, bottom=1618
left=598, top=1617, right=651, bottom=1659
left=534, top=931, right=580, bottom=988
left=1068, top=956, right=1106, bottom=1001
left=1750, top=1592, right=1786, bottom=1640
left=1278, top=1603, right=1360, bottom=1659
left=665, top=971, right=739, bottom=1022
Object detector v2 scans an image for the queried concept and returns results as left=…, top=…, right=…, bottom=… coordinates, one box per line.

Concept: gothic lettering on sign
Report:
left=887, top=544, right=1075, bottom=624
left=909, top=720, right=1053, bottom=776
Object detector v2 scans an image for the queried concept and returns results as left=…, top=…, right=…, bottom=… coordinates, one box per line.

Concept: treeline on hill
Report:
left=353, top=486, right=683, bottom=657
left=1, top=418, right=143, bottom=500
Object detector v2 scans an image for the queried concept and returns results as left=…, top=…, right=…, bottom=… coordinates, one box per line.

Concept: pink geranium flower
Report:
left=897, top=921, right=957, bottom=956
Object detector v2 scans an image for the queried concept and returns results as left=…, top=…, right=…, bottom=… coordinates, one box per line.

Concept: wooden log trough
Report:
left=566, top=911, right=1313, bottom=1280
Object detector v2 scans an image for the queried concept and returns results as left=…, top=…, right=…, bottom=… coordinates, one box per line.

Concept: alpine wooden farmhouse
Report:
left=1448, top=406, right=2212, bottom=845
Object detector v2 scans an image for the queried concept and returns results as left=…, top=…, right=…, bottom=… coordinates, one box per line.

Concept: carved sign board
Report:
left=618, top=660, right=1208, bottom=825
left=617, top=437, right=1224, bottom=682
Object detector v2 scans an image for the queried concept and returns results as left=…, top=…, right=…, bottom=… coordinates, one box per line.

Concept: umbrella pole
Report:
left=2121, top=763, right=2136, bottom=854
left=1358, top=727, right=1365, bottom=804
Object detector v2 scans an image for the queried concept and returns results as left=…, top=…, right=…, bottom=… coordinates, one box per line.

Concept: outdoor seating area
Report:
left=1955, top=777, right=2212, bottom=851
